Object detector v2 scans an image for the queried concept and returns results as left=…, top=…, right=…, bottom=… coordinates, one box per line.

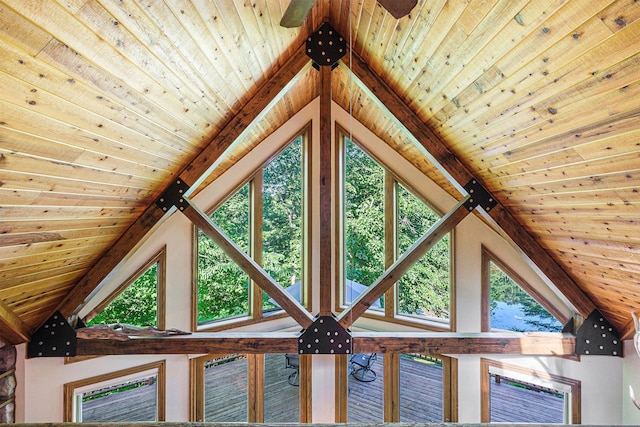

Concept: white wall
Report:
left=15, top=98, right=627, bottom=424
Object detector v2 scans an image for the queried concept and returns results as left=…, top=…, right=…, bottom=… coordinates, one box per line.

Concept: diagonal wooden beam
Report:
left=338, top=198, right=471, bottom=329
left=342, top=50, right=597, bottom=319
left=55, top=44, right=311, bottom=322
left=181, top=197, right=315, bottom=329
left=0, top=299, right=31, bottom=344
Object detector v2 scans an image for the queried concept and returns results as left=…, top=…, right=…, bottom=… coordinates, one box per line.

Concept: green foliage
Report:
left=262, top=138, right=304, bottom=309
left=88, top=263, right=158, bottom=327
left=197, top=185, right=251, bottom=323
left=345, top=139, right=385, bottom=287
left=397, top=184, right=450, bottom=319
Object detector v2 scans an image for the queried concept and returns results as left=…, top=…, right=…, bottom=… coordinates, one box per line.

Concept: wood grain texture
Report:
left=0, top=0, right=638, bottom=343
left=75, top=331, right=575, bottom=357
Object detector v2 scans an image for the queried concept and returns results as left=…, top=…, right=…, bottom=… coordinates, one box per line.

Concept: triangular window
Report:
left=482, top=248, right=563, bottom=332
left=85, top=248, right=165, bottom=328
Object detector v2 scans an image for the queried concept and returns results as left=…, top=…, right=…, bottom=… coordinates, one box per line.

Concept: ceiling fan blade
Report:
left=280, top=0, right=316, bottom=28
left=377, top=0, right=418, bottom=19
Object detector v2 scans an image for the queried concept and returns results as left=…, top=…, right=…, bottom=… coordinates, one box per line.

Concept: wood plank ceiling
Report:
left=0, top=0, right=638, bottom=344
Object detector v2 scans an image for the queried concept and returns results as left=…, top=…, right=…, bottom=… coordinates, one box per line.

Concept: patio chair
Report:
left=349, top=353, right=377, bottom=382
left=285, top=353, right=299, bottom=386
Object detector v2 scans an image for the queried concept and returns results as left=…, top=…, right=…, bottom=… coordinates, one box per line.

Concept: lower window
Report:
left=481, top=358, right=580, bottom=424
left=64, top=361, right=165, bottom=422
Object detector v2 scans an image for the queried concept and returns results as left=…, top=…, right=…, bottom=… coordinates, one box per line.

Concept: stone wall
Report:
left=0, top=344, right=16, bottom=423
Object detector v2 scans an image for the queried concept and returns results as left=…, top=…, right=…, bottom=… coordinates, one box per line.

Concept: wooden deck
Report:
left=81, top=354, right=563, bottom=423
left=490, top=375, right=564, bottom=423
left=82, top=379, right=157, bottom=422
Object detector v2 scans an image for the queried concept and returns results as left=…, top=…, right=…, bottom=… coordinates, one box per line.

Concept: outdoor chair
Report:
left=349, top=353, right=377, bottom=382
left=285, top=353, right=300, bottom=386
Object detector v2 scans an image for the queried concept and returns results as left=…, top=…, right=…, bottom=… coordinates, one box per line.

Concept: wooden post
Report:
left=319, top=65, right=333, bottom=315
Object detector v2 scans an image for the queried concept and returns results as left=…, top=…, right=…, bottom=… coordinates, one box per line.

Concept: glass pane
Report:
left=264, top=354, right=299, bottom=422
left=88, top=263, right=158, bottom=327
left=197, top=185, right=250, bottom=324
left=489, top=261, right=562, bottom=331
left=347, top=353, right=383, bottom=422
left=397, top=184, right=450, bottom=321
left=399, top=354, right=443, bottom=422
left=81, top=375, right=157, bottom=422
left=204, top=355, right=248, bottom=422
left=490, top=373, right=565, bottom=423
left=263, top=137, right=304, bottom=312
left=344, top=139, right=385, bottom=308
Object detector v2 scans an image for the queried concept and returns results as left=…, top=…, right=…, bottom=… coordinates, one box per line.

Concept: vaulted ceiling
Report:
left=0, top=0, right=638, bottom=345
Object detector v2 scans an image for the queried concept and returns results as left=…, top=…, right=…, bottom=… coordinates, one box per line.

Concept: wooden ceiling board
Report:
left=0, top=0, right=638, bottom=343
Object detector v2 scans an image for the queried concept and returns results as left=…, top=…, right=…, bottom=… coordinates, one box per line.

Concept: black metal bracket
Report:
left=575, top=309, right=622, bottom=356
left=463, top=178, right=498, bottom=212
left=298, top=314, right=352, bottom=354
left=306, top=23, right=346, bottom=69
left=155, top=178, right=190, bottom=212
left=27, top=311, right=76, bottom=358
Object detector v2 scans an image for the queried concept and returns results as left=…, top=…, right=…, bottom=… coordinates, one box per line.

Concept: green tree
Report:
left=345, top=139, right=385, bottom=288
left=397, top=184, right=450, bottom=319
left=262, top=138, right=304, bottom=308
left=197, top=185, right=250, bottom=323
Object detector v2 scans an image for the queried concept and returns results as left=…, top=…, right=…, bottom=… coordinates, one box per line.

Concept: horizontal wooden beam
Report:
left=75, top=331, right=575, bottom=356
left=76, top=332, right=299, bottom=356
left=353, top=332, right=576, bottom=356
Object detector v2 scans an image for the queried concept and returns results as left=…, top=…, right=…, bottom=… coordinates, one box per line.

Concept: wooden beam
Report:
left=343, top=50, right=597, bottom=319
left=181, top=197, right=315, bottom=329
left=337, top=198, right=471, bottom=329
left=74, top=331, right=575, bottom=356
left=353, top=332, right=576, bottom=356
left=0, top=299, right=31, bottom=344
left=75, top=332, right=299, bottom=356
left=319, top=65, right=333, bottom=315
left=55, top=44, right=311, bottom=322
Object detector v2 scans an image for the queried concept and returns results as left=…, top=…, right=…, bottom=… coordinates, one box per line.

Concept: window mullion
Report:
left=384, top=171, right=396, bottom=319
left=251, top=173, right=264, bottom=319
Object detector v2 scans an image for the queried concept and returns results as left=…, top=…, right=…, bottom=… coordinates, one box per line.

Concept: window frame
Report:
left=481, top=245, right=570, bottom=332
left=192, top=128, right=311, bottom=331
left=480, top=358, right=580, bottom=424
left=63, top=360, right=166, bottom=422
left=335, top=126, right=455, bottom=330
